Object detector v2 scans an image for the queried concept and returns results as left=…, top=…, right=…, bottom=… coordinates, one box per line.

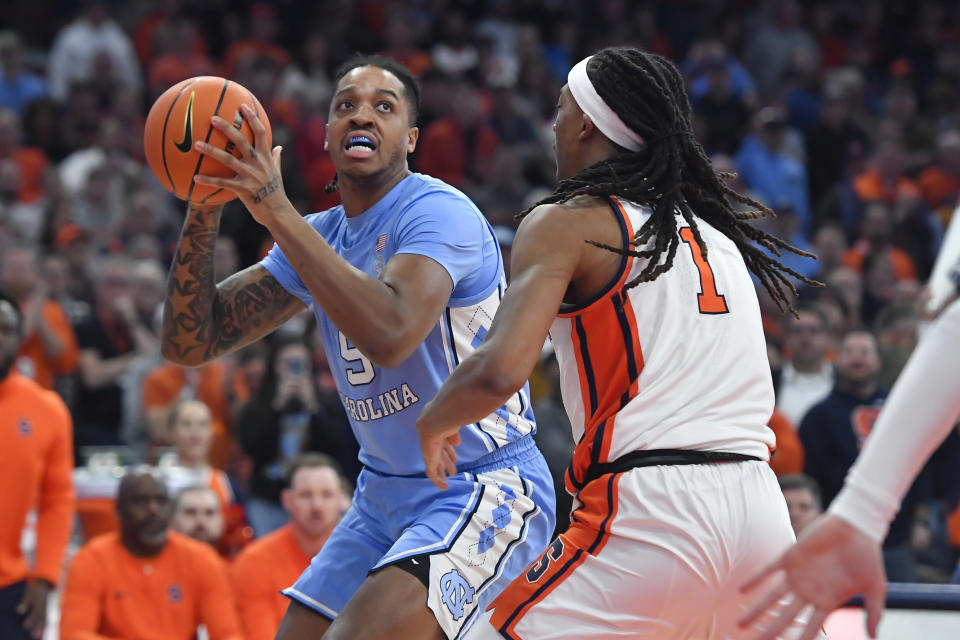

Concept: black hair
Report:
left=116, top=465, right=168, bottom=507
left=778, top=473, right=822, bottom=509
left=523, top=47, right=821, bottom=314
left=324, top=54, right=422, bottom=195
left=789, top=301, right=831, bottom=331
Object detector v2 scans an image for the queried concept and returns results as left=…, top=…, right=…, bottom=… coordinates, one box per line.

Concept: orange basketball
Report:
left=144, top=76, right=271, bottom=206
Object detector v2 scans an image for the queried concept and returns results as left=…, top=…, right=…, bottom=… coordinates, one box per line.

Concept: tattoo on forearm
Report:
left=253, top=175, right=281, bottom=203
left=162, top=205, right=299, bottom=363
left=205, top=275, right=292, bottom=359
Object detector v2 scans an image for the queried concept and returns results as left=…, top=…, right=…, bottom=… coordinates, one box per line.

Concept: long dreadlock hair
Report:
left=524, top=47, right=821, bottom=313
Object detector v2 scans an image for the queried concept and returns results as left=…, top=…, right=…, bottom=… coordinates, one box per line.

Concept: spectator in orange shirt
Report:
left=60, top=468, right=243, bottom=640
left=844, top=137, right=923, bottom=241
left=841, top=201, right=917, bottom=281
left=231, top=453, right=346, bottom=640
left=851, top=139, right=922, bottom=206
left=0, top=108, right=47, bottom=204
left=146, top=18, right=216, bottom=100
left=171, top=485, right=224, bottom=548
left=767, top=407, right=804, bottom=476
left=221, top=3, right=291, bottom=80
left=0, top=287, right=74, bottom=640
left=168, top=400, right=234, bottom=507
left=918, top=128, right=960, bottom=223
left=778, top=473, right=823, bottom=536
left=1, top=244, right=78, bottom=390
left=380, top=13, right=432, bottom=78
left=415, top=80, right=499, bottom=190
left=142, top=360, right=230, bottom=444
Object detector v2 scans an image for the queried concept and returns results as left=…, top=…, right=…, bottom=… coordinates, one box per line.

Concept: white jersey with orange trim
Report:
left=550, top=196, right=776, bottom=492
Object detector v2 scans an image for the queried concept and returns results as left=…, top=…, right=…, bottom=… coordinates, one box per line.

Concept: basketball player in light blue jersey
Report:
left=160, top=55, right=555, bottom=640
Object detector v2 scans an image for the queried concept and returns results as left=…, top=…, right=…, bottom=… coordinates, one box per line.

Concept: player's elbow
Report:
left=472, top=354, right=527, bottom=399
left=359, top=327, right=422, bottom=369
left=363, top=342, right=412, bottom=369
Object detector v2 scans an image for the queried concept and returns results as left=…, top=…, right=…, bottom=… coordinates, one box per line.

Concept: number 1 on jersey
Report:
left=679, top=227, right=729, bottom=315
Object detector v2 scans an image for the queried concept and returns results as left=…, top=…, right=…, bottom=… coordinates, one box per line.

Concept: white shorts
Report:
left=470, top=460, right=826, bottom=639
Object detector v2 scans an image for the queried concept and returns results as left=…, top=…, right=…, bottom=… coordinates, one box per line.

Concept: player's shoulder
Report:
left=536, top=195, right=612, bottom=216
left=303, top=204, right=347, bottom=233
left=77, top=531, right=122, bottom=562
left=404, top=173, right=480, bottom=211
left=6, top=373, right=70, bottom=420
left=518, top=196, right=613, bottom=244
left=40, top=387, right=72, bottom=428
left=392, top=174, right=485, bottom=236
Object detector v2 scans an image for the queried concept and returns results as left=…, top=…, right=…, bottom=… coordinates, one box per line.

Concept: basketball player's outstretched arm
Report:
left=161, top=204, right=306, bottom=366
left=740, top=299, right=960, bottom=640
left=188, top=105, right=454, bottom=368
left=417, top=204, right=582, bottom=488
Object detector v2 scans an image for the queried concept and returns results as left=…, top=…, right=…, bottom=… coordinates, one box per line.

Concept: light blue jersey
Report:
left=260, top=173, right=537, bottom=475
left=260, top=173, right=554, bottom=637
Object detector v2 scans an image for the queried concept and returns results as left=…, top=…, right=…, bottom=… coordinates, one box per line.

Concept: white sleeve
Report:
left=828, top=299, right=960, bottom=542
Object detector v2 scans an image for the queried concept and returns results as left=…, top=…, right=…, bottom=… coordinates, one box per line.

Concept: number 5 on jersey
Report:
left=339, top=331, right=376, bottom=385
left=679, top=227, right=729, bottom=315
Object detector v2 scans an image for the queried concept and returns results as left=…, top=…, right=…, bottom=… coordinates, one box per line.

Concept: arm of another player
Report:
left=193, top=105, right=454, bottom=368
left=740, top=299, right=960, bottom=640
left=417, top=204, right=581, bottom=489
left=160, top=202, right=306, bottom=367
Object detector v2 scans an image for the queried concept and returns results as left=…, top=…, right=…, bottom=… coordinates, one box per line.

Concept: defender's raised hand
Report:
left=739, top=514, right=887, bottom=640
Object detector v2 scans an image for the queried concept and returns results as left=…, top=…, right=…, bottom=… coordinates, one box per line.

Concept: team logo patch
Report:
left=439, top=568, right=474, bottom=620
left=167, top=584, right=183, bottom=603
left=17, top=418, right=32, bottom=437
left=851, top=406, right=882, bottom=448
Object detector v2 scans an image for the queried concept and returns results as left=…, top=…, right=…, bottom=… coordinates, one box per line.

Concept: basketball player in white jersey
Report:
left=742, top=291, right=960, bottom=640
left=417, top=47, right=824, bottom=639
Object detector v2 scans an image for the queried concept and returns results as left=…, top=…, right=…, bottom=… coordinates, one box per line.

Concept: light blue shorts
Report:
left=282, top=436, right=556, bottom=639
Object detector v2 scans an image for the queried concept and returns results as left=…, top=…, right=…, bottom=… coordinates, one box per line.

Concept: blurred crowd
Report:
left=3, top=0, right=960, bottom=637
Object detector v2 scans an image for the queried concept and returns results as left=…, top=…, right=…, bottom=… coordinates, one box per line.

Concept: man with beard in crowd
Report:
left=59, top=468, right=242, bottom=640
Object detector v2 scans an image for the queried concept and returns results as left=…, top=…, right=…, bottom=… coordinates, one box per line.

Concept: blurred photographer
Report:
left=237, top=336, right=357, bottom=536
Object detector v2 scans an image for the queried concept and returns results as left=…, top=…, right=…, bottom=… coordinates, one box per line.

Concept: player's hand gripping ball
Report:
left=144, top=76, right=272, bottom=205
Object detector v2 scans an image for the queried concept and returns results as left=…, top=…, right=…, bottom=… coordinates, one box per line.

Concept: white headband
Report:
left=567, top=56, right=644, bottom=152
